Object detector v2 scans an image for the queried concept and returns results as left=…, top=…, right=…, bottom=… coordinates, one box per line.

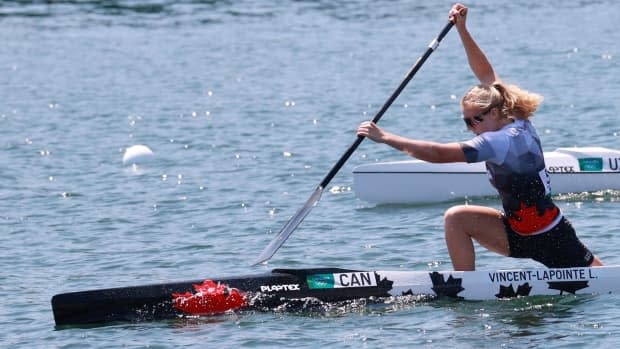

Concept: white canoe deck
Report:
left=353, top=147, right=620, bottom=204
left=375, top=266, right=620, bottom=300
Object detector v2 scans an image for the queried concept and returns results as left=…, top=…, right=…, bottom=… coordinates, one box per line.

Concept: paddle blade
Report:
left=252, top=186, right=323, bottom=265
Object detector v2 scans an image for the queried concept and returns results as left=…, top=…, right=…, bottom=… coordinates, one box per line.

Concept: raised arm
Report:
left=449, top=3, right=500, bottom=86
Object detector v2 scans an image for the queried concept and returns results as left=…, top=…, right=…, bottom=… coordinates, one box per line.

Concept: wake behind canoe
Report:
left=52, top=265, right=620, bottom=326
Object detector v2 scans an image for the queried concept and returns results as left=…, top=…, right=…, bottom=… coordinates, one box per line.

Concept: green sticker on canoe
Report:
left=578, top=157, right=603, bottom=172
left=307, top=274, right=335, bottom=289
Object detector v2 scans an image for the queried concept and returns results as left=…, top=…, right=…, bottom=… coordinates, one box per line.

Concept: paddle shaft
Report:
left=319, top=20, right=454, bottom=189
left=254, top=21, right=454, bottom=265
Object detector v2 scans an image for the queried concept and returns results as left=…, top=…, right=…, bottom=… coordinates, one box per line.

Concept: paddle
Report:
left=253, top=20, right=455, bottom=266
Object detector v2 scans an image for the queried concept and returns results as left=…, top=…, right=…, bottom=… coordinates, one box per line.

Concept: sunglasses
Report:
left=463, top=105, right=495, bottom=128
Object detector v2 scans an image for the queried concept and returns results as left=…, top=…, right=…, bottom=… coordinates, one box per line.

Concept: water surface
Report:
left=1, top=0, right=619, bottom=347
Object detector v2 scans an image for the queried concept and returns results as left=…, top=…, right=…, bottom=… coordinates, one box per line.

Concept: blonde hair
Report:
left=461, top=83, right=543, bottom=119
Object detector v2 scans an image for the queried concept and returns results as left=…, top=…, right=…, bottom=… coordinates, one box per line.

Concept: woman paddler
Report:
left=357, top=3, right=603, bottom=271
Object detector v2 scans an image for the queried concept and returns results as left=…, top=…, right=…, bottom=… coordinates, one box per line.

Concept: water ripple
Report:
left=2, top=0, right=619, bottom=347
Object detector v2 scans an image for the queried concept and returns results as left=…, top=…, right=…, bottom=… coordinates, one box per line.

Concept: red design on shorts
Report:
left=172, top=280, right=247, bottom=315
left=508, top=202, right=559, bottom=235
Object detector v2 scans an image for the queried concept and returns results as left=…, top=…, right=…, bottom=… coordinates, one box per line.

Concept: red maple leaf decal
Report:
left=508, top=203, right=559, bottom=235
left=172, top=280, right=247, bottom=315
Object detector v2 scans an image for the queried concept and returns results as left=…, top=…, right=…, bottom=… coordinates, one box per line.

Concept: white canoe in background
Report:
left=353, top=147, right=620, bottom=204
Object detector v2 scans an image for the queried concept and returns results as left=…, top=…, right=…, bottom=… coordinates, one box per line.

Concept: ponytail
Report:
left=493, top=83, right=543, bottom=119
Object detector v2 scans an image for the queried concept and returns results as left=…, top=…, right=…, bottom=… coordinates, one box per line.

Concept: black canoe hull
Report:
left=52, top=268, right=392, bottom=326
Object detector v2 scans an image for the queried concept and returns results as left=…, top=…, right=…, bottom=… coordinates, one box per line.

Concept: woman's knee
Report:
left=444, top=205, right=472, bottom=239
left=444, top=205, right=471, bottom=224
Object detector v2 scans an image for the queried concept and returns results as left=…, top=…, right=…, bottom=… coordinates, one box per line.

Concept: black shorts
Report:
left=504, top=216, right=594, bottom=268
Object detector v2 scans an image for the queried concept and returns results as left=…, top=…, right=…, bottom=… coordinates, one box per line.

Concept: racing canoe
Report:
left=52, top=265, right=620, bottom=326
left=353, top=147, right=620, bottom=204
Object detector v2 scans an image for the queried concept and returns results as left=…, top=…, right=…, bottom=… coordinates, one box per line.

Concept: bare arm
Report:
left=357, top=122, right=466, bottom=163
left=449, top=3, right=500, bottom=85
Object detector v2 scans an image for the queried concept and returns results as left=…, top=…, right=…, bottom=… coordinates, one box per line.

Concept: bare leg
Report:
left=591, top=255, right=604, bottom=266
left=443, top=205, right=510, bottom=271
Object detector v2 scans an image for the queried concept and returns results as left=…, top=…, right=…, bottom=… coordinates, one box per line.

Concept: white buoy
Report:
left=122, top=145, right=154, bottom=165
